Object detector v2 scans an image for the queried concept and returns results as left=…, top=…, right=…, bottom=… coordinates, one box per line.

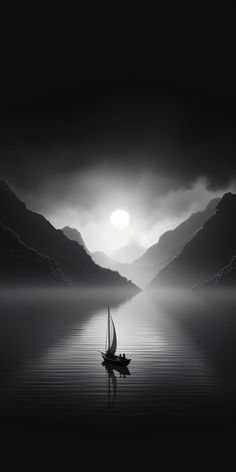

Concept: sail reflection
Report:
left=102, top=361, right=130, bottom=409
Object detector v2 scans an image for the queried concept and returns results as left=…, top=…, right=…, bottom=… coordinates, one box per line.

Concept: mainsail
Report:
left=107, top=306, right=117, bottom=355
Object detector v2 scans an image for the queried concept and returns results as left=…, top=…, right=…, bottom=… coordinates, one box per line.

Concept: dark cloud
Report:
left=1, top=15, right=236, bottom=196
left=1, top=79, right=236, bottom=193
left=1, top=11, right=236, bottom=252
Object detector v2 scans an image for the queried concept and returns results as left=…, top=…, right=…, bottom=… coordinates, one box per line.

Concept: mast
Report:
left=108, top=305, right=110, bottom=352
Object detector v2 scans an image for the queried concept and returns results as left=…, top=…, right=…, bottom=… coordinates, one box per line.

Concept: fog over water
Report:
left=1, top=287, right=236, bottom=436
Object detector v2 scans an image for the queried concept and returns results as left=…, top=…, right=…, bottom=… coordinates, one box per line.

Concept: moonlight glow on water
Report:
left=1, top=289, right=236, bottom=435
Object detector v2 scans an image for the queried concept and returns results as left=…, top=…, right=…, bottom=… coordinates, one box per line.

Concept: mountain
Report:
left=91, top=251, right=115, bottom=269
left=114, top=260, right=159, bottom=289
left=135, top=198, right=220, bottom=268
left=62, top=226, right=115, bottom=269
left=149, top=193, right=236, bottom=289
left=0, top=180, right=138, bottom=290
left=0, top=219, right=68, bottom=285
left=111, top=243, right=145, bottom=264
left=62, top=226, right=89, bottom=253
left=115, top=198, right=220, bottom=287
left=196, top=253, right=236, bottom=289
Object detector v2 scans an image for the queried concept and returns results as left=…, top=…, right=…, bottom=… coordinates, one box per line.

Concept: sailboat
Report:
left=101, top=306, right=131, bottom=366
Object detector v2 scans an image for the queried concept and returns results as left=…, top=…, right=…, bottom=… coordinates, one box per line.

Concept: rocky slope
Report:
left=0, top=180, right=138, bottom=290
left=149, top=193, right=236, bottom=289
left=62, top=226, right=89, bottom=253
left=0, top=219, right=68, bottom=285
left=196, top=253, right=236, bottom=288
left=62, top=226, right=116, bottom=269
left=115, top=198, right=220, bottom=287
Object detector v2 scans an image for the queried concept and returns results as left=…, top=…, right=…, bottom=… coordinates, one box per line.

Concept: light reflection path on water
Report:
left=0, top=290, right=222, bottom=431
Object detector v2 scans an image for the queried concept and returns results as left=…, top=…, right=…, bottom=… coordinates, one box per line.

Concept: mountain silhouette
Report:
left=0, top=219, right=69, bottom=285
left=62, top=226, right=90, bottom=253
left=149, top=193, right=236, bottom=288
left=91, top=251, right=116, bottom=269
left=62, top=225, right=115, bottom=269
left=115, top=198, right=220, bottom=287
left=0, top=180, right=138, bottom=290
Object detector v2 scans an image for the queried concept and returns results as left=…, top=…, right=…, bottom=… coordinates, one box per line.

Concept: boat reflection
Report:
left=102, top=361, right=130, bottom=409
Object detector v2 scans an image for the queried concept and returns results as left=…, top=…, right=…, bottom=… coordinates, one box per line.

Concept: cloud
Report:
left=13, top=171, right=230, bottom=253
left=1, top=79, right=236, bottom=193
left=1, top=77, right=236, bottom=252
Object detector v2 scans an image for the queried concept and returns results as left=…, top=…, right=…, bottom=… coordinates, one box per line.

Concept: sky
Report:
left=0, top=14, right=236, bottom=253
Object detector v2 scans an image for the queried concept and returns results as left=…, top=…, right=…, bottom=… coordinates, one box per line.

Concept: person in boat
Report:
left=119, top=354, right=122, bottom=359
left=106, top=349, right=115, bottom=358
left=123, top=353, right=126, bottom=359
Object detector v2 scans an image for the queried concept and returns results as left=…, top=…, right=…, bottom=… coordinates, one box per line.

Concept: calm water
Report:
left=0, top=288, right=236, bottom=436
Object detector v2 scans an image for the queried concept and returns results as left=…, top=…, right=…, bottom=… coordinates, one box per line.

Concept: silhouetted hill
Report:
left=137, top=198, right=220, bottom=267
left=115, top=198, right=220, bottom=287
left=150, top=193, right=236, bottom=288
left=0, top=180, right=138, bottom=290
left=62, top=225, right=115, bottom=269
left=0, top=219, right=68, bottom=285
left=92, top=251, right=115, bottom=269
left=62, top=226, right=89, bottom=253
left=196, top=253, right=236, bottom=288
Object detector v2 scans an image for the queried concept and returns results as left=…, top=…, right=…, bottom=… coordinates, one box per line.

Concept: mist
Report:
left=11, top=173, right=234, bottom=254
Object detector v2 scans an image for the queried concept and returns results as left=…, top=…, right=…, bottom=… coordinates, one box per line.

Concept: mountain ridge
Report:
left=0, top=219, right=69, bottom=285
left=114, top=198, right=220, bottom=287
left=149, top=193, right=236, bottom=289
left=62, top=226, right=116, bottom=269
left=0, top=180, right=138, bottom=290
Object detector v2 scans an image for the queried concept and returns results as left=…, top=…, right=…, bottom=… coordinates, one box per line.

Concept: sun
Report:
left=110, top=209, right=130, bottom=229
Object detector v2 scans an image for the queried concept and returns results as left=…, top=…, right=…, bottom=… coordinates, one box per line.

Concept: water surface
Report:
left=0, top=288, right=236, bottom=435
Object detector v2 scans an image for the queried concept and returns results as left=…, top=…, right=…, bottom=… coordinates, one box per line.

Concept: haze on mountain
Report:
left=62, top=226, right=115, bottom=269
left=0, top=180, right=138, bottom=291
left=111, top=242, right=145, bottom=264
left=91, top=251, right=115, bottom=269
left=116, top=198, right=220, bottom=287
left=62, top=227, right=145, bottom=268
left=62, top=226, right=90, bottom=253
left=150, top=193, right=236, bottom=289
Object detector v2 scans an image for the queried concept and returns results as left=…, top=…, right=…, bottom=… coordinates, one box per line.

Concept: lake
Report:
left=0, top=287, right=236, bottom=437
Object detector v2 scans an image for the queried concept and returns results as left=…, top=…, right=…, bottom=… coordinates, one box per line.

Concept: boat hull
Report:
left=101, top=352, right=131, bottom=366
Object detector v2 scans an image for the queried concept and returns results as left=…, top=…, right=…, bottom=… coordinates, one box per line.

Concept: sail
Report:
left=109, top=316, right=117, bottom=355
left=107, top=307, right=117, bottom=355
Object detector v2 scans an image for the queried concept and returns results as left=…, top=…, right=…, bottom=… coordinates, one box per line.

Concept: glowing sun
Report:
left=110, top=209, right=130, bottom=229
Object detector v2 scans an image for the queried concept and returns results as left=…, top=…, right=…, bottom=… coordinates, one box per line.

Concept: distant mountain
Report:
left=0, top=180, right=138, bottom=290
left=114, top=260, right=159, bottom=289
left=115, top=198, right=220, bottom=287
left=150, top=193, right=236, bottom=289
left=111, top=243, right=145, bottom=264
left=0, top=219, right=68, bottom=285
left=196, top=253, right=236, bottom=289
left=62, top=226, right=90, bottom=253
